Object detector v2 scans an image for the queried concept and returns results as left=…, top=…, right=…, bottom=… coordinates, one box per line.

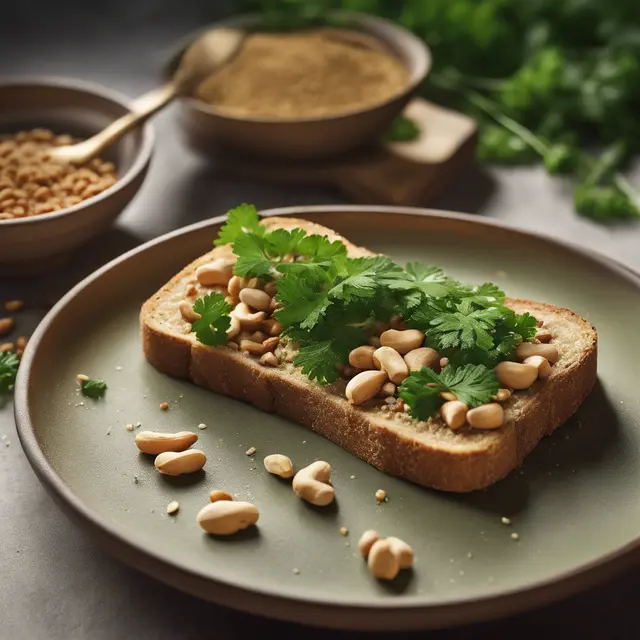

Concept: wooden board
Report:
left=221, top=99, right=477, bottom=206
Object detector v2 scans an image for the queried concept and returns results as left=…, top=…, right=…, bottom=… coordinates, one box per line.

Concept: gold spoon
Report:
left=48, top=28, right=245, bottom=165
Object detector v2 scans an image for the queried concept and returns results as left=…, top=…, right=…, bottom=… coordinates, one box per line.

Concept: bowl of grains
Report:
left=0, top=77, right=154, bottom=275
left=168, top=13, right=430, bottom=160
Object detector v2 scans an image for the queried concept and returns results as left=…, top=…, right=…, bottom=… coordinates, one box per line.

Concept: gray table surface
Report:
left=1, top=6, right=640, bottom=640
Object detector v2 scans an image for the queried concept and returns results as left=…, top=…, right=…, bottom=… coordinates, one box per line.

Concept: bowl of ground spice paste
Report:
left=170, top=13, right=430, bottom=160
left=0, top=77, right=154, bottom=276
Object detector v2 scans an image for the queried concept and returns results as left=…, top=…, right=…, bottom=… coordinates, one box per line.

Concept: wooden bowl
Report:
left=169, top=13, right=431, bottom=161
left=0, top=77, right=154, bottom=277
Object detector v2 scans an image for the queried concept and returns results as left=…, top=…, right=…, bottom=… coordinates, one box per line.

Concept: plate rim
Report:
left=14, top=205, right=640, bottom=630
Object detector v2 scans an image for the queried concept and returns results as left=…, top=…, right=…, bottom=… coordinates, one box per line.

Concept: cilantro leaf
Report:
left=275, top=268, right=331, bottom=329
left=329, top=257, right=397, bottom=302
left=192, top=293, right=232, bottom=346
left=81, top=378, right=107, bottom=399
left=0, top=352, right=19, bottom=394
left=296, top=234, right=347, bottom=261
left=503, top=310, right=538, bottom=342
left=264, top=227, right=307, bottom=258
left=456, top=283, right=506, bottom=314
left=428, top=306, right=503, bottom=351
left=380, top=261, right=452, bottom=299
left=398, top=364, right=500, bottom=420
left=232, top=233, right=272, bottom=278
left=215, top=203, right=263, bottom=246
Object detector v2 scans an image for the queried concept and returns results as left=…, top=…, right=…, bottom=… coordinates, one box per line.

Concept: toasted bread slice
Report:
left=141, top=216, right=597, bottom=492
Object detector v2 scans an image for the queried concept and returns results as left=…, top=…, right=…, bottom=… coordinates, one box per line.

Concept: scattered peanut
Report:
left=403, top=347, right=440, bottom=372
left=358, top=530, right=380, bottom=558
left=4, top=300, right=23, bottom=313
left=259, top=352, right=278, bottom=367
left=263, top=453, right=294, bottom=478
left=195, top=258, right=235, bottom=286
left=495, top=361, right=538, bottom=389
left=179, top=300, right=200, bottom=323
left=154, top=450, right=206, bottom=476
left=386, top=536, right=414, bottom=569
left=379, top=329, right=425, bottom=355
left=197, top=500, right=259, bottom=535
left=494, top=388, right=512, bottom=402
left=16, top=336, right=28, bottom=350
left=440, top=391, right=457, bottom=402
left=368, top=539, right=399, bottom=580
left=536, top=330, right=553, bottom=343
left=375, top=489, right=387, bottom=504
left=292, top=460, right=335, bottom=506
left=239, top=288, right=272, bottom=312
left=135, top=431, right=198, bottom=455
left=233, top=302, right=267, bottom=330
left=523, top=355, right=552, bottom=379
left=373, top=346, right=409, bottom=384
left=262, top=318, right=283, bottom=336
left=227, top=314, right=241, bottom=338
left=515, top=342, right=559, bottom=364
left=209, top=490, right=233, bottom=503
left=379, top=381, right=397, bottom=397
left=227, top=275, right=242, bottom=301
left=440, top=357, right=449, bottom=368
left=440, top=400, right=468, bottom=430
left=167, top=501, right=180, bottom=515
left=466, top=403, right=504, bottom=430
left=159, top=401, right=169, bottom=411
left=245, top=446, right=257, bottom=456
left=348, top=345, right=376, bottom=370
left=345, top=370, right=388, bottom=405
left=76, top=373, right=89, bottom=382
left=339, top=526, right=349, bottom=536
left=249, top=330, right=266, bottom=343
left=0, top=343, right=13, bottom=352
left=0, top=318, right=15, bottom=336
left=262, top=336, right=280, bottom=352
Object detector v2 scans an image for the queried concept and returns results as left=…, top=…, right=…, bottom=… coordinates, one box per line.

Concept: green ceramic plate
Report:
left=15, top=207, right=640, bottom=631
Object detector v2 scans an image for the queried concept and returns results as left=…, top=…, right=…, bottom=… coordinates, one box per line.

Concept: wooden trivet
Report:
left=222, top=98, right=477, bottom=206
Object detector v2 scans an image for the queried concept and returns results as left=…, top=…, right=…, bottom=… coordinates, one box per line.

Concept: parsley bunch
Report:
left=0, top=352, right=19, bottom=395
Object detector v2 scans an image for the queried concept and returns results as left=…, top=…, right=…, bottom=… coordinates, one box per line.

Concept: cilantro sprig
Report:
left=398, top=364, right=500, bottom=421
left=0, top=352, right=19, bottom=395
left=81, top=378, right=107, bottom=399
left=191, top=293, right=232, bottom=347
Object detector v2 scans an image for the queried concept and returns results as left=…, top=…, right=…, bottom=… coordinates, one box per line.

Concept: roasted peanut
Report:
left=523, top=355, right=551, bottom=379
left=262, top=336, right=279, bottom=352
left=494, top=388, right=512, bottom=402
left=227, top=314, right=241, bottom=338
left=227, top=275, right=242, bottom=301
left=515, top=342, right=559, bottom=364
left=233, top=302, right=266, bottom=330
left=386, top=536, right=414, bottom=569
left=368, top=539, right=399, bottom=580
left=440, top=400, right=468, bottom=430
left=389, top=315, right=408, bottom=330
left=292, top=460, right=335, bottom=506
left=154, top=450, right=206, bottom=475
left=466, top=403, right=504, bottom=430
left=249, top=330, right=266, bottom=343
left=195, top=257, right=235, bottom=286
left=536, top=330, right=552, bottom=343
left=379, top=381, right=396, bottom=397
left=135, top=430, right=198, bottom=455
left=440, top=391, right=457, bottom=402
left=197, top=500, right=259, bottom=535
left=263, top=453, right=294, bottom=478
left=262, top=318, right=283, bottom=336
left=0, top=318, right=15, bottom=336
left=403, top=347, right=439, bottom=372
left=239, top=339, right=268, bottom=356
left=345, top=370, right=388, bottom=405
left=4, top=300, right=23, bottom=313
left=239, top=288, right=272, bottom=312
left=495, top=361, right=538, bottom=389
left=348, top=345, right=376, bottom=370
left=209, top=489, right=233, bottom=503
left=179, top=300, right=200, bottom=323
left=380, top=329, right=424, bottom=355
left=263, top=280, right=277, bottom=297
left=373, top=347, right=409, bottom=384
left=358, top=530, right=380, bottom=558
left=259, top=352, right=278, bottom=367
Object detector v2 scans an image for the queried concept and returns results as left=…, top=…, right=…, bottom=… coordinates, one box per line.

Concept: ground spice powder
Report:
left=196, top=30, right=410, bottom=119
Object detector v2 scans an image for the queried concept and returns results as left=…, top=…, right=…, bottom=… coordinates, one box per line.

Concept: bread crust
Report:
left=140, top=217, right=597, bottom=492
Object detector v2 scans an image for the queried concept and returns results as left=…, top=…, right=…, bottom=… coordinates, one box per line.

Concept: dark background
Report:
left=1, top=1, right=639, bottom=639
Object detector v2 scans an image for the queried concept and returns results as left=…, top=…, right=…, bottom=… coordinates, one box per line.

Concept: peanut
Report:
left=233, top=302, right=266, bottom=330
left=197, top=500, right=259, bottom=535
left=263, top=280, right=277, bottom=297
left=440, top=400, right=468, bottom=430
left=262, top=318, right=283, bottom=336
left=380, top=329, right=424, bottom=355
left=403, top=347, right=439, bottom=372
left=389, top=315, right=408, bottom=330
left=209, top=490, right=233, bottom=503
left=195, top=258, right=235, bottom=286
left=227, top=275, right=242, bottom=301
left=292, top=461, right=335, bottom=506
left=466, top=403, right=504, bottom=430
left=495, top=361, right=538, bottom=389
left=179, top=300, right=200, bottom=323
left=259, top=352, right=278, bottom=367
left=345, top=370, right=388, bottom=405
left=536, top=330, right=553, bottom=343
left=263, top=453, right=294, bottom=478
left=373, top=347, right=409, bottom=384
left=227, top=314, right=241, bottom=338
left=135, top=430, right=198, bottom=455
left=379, top=381, right=397, bottom=397
left=523, top=355, right=552, bottom=379
left=4, top=300, right=23, bottom=313
left=386, top=537, right=414, bottom=569
left=0, top=318, right=15, bottom=336
left=154, top=450, right=206, bottom=475
left=515, top=342, right=559, bottom=364
left=368, top=335, right=382, bottom=348
left=239, top=339, right=268, bottom=356
left=262, top=336, right=279, bottom=352
left=494, top=388, right=512, bottom=402
left=239, top=288, right=272, bottom=312
left=440, top=391, right=457, bottom=402
left=348, top=345, right=376, bottom=370
left=358, top=530, right=380, bottom=558
left=249, top=330, right=266, bottom=343
left=368, top=539, right=399, bottom=580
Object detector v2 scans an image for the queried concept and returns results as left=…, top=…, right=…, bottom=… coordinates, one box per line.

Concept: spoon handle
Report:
left=59, top=82, right=178, bottom=164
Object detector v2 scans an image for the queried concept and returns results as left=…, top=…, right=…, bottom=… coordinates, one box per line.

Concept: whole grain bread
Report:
left=140, top=216, right=597, bottom=492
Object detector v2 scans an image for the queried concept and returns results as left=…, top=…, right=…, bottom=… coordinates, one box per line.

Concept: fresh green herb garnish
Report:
left=384, top=114, right=420, bottom=143
left=398, top=364, right=500, bottom=421
left=214, top=203, right=264, bottom=246
left=81, top=378, right=107, bottom=399
left=0, top=352, right=19, bottom=394
left=191, top=293, right=232, bottom=346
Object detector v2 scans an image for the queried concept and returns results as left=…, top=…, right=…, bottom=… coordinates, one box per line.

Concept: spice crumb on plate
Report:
left=339, top=526, right=348, bottom=536
left=245, top=446, right=256, bottom=456
left=501, top=516, right=512, bottom=525
left=126, top=424, right=134, bottom=432
left=167, top=501, right=179, bottom=515
left=375, top=489, right=387, bottom=504
left=198, top=423, right=207, bottom=430
left=292, top=568, right=300, bottom=575
left=4, top=300, right=24, bottom=313
left=511, top=532, right=520, bottom=541
left=159, top=402, right=169, bottom=411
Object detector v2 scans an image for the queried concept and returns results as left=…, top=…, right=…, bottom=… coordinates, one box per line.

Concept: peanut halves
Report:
left=358, top=530, right=414, bottom=580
